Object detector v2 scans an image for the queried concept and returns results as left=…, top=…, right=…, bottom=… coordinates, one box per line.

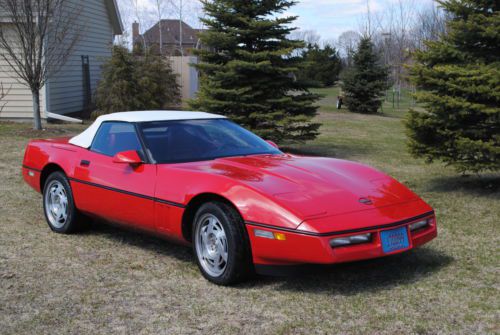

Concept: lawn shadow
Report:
left=426, top=174, right=500, bottom=197
left=243, top=247, right=453, bottom=295
left=83, top=220, right=194, bottom=263
left=283, top=143, right=373, bottom=160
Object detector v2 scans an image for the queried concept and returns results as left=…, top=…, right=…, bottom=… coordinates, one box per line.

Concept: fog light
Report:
left=330, top=233, right=371, bottom=247
left=409, top=219, right=429, bottom=231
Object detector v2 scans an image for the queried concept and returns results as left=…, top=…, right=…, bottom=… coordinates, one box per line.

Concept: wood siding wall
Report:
left=0, top=25, right=46, bottom=118
left=47, top=0, right=114, bottom=116
left=0, top=0, right=115, bottom=118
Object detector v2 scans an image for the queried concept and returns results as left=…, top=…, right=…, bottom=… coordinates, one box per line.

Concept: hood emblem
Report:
left=358, top=197, right=373, bottom=205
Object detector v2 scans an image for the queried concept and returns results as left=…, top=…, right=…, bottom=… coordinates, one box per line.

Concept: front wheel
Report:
left=192, top=201, right=252, bottom=285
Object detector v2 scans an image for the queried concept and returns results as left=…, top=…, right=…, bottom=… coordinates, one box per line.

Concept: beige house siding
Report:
left=0, top=25, right=46, bottom=119
left=0, top=0, right=121, bottom=119
left=169, top=56, right=199, bottom=101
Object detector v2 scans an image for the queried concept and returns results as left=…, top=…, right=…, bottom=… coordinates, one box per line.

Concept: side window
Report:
left=90, top=122, right=143, bottom=157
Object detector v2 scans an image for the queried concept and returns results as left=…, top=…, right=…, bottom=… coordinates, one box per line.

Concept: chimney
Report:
left=132, top=21, right=139, bottom=41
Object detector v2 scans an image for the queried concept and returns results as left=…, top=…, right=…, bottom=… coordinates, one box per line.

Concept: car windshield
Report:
left=138, top=119, right=282, bottom=163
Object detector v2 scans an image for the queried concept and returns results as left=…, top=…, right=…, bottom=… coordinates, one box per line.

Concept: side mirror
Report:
left=266, top=140, right=279, bottom=149
left=113, top=150, right=143, bottom=165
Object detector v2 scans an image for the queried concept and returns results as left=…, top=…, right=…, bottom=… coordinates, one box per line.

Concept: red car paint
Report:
left=22, top=137, right=437, bottom=268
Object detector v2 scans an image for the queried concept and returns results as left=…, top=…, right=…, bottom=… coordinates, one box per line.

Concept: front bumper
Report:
left=246, top=212, right=437, bottom=266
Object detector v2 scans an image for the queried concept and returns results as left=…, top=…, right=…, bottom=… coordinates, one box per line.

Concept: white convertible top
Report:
left=68, top=110, right=225, bottom=148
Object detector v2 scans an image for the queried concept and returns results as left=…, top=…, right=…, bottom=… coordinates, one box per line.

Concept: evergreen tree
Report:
left=341, top=37, right=389, bottom=114
left=96, top=47, right=180, bottom=117
left=406, top=0, right=499, bottom=173
left=298, top=44, right=342, bottom=87
left=95, top=46, right=141, bottom=116
left=137, top=54, right=180, bottom=110
left=190, top=0, right=320, bottom=142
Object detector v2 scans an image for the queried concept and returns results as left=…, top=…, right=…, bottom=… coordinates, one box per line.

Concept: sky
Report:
left=117, top=0, right=437, bottom=42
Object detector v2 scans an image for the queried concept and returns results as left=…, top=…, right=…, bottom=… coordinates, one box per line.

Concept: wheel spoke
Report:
left=44, top=180, right=69, bottom=229
left=218, top=242, right=228, bottom=262
left=195, top=213, right=228, bottom=278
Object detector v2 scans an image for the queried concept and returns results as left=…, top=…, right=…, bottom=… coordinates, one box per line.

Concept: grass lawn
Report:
left=1, top=87, right=499, bottom=334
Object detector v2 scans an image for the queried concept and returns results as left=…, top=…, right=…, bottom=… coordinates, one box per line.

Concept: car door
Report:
left=71, top=121, right=157, bottom=231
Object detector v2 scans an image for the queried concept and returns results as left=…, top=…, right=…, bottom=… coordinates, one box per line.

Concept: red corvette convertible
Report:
left=22, top=111, right=437, bottom=285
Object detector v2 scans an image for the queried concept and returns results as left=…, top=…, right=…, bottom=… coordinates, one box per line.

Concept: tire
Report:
left=192, top=201, right=253, bottom=285
left=42, top=171, right=85, bottom=234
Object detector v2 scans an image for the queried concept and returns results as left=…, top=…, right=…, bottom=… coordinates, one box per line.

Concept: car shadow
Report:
left=84, top=220, right=194, bottom=263
left=82, top=220, right=452, bottom=295
left=425, top=174, right=500, bottom=197
left=242, top=248, right=453, bottom=295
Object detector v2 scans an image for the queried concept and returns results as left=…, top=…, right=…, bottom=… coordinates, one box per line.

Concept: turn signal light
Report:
left=274, top=232, right=286, bottom=241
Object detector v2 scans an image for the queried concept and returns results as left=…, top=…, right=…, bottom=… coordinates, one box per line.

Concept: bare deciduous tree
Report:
left=0, top=0, right=81, bottom=130
left=412, top=3, right=448, bottom=48
left=154, top=0, right=166, bottom=54
left=290, top=29, right=321, bottom=46
left=0, top=82, right=9, bottom=113
left=337, top=30, right=360, bottom=68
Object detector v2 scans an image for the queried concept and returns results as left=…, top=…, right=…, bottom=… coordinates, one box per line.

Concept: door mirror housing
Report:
left=266, top=140, right=279, bottom=149
left=113, top=150, right=143, bottom=165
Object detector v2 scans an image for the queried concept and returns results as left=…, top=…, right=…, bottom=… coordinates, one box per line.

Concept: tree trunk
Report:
left=32, top=90, right=42, bottom=130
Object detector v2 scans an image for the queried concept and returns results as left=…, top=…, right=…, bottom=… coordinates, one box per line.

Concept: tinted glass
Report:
left=91, top=122, right=143, bottom=157
left=139, top=119, right=281, bottom=163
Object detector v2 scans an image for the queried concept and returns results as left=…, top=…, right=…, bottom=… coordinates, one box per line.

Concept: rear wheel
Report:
left=192, top=201, right=252, bottom=285
left=43, top=171, right=85, bottom=233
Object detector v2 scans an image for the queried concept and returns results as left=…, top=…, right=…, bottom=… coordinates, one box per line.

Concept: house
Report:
left=133, top=20, right=204, bottom=100
left=132, top=20, right=202, bottom=56
left=0, top=0, right=123, bottom=120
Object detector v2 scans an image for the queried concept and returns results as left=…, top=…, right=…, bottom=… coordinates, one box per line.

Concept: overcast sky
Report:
left=117, top=0, right=437, bottom=42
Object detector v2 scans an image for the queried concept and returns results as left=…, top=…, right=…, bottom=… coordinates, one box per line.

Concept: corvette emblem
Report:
left=358, top=197, right=373, bottom=205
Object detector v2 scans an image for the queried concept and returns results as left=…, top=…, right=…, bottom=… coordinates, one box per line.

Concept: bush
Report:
left=298, top=44, right=342, bottom=87
left=95, top=46, right=180, bottom=117
left=298, top=44, right=341, bottom=87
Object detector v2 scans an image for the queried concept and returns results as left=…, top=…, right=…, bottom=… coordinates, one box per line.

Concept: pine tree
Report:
left=341, top=37, right=389, bottom=114
left=190, top=0, right=320, bottom=142
left=406, top=0, right=499, bottom=173
left=298, top=44, right=342, bottom=87
left=136, top=54, right=180, bottom=110
left=96, top=47, right=180, bottom=116
left=95, top=46, right=142, bottom=116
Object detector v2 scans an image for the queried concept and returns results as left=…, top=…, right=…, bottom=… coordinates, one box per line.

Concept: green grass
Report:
left=0, top=89, right=499, bottom=334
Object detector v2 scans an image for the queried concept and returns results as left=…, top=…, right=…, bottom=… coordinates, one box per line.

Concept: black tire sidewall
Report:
left=192, top=201, right=252, bottom=285
left=42, top=171, right=79, bottom=234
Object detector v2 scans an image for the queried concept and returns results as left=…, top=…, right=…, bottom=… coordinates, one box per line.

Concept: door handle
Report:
left=80, top=160, right=90, bottom=167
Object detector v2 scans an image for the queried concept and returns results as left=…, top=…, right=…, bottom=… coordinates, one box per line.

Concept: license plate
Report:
left=380, top=226, right=409, bottom=253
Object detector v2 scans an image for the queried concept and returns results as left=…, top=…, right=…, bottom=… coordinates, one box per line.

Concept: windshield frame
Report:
left=136, top=118, right=283, bottom=164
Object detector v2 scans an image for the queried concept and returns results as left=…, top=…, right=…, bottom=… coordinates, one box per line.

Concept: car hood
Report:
left=176, top=154, right=419, bottom=220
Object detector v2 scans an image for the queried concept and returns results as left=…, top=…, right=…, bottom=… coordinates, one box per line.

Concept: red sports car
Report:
left=22, top=111, right=437, bottom=285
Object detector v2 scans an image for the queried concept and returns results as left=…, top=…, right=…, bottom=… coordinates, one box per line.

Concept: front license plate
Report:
left=380, top=226, right=409, bottom=253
